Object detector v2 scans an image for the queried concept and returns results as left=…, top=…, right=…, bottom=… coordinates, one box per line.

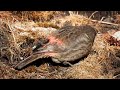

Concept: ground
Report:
left=1, top=11, right=120, bottom=79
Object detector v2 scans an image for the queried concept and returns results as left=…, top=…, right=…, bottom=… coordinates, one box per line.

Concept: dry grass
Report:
left=11, top=11, right=66, bottom=22
left=0, top=11, right=120, bottom=79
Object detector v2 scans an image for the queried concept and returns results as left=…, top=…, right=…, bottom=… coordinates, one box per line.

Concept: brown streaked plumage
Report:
left=15, top=25, right=97, bottom=69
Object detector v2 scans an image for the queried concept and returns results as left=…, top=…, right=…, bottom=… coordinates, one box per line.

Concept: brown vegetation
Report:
left=1, top=11, right=120, bottom=79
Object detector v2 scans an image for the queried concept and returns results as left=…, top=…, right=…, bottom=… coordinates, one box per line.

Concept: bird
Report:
left=14, top=25, right=97, bottom=69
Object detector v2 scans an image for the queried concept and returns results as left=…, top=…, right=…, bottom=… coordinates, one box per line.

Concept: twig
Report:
left=100, top=17, right=105, bottom=21
left=89, top=11, right=99, bottom=19
left=91, top=19, right=120, bottom=26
